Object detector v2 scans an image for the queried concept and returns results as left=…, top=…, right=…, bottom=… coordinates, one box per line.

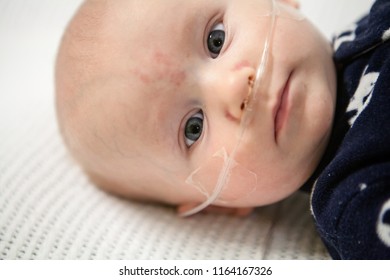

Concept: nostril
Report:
left=241, top=95, right=249, bottom=111
left=241, top=75, right=254, bottom=111
left=248, top=75, right=254, bottom=87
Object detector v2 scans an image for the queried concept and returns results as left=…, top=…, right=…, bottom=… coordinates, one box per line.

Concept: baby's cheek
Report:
left=186, top=150, right=258, bottom=205
left=216, top=162, right=258, bottom=204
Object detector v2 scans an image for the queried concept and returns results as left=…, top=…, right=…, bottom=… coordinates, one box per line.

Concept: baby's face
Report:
left=57, top=0, right=336, bottom=210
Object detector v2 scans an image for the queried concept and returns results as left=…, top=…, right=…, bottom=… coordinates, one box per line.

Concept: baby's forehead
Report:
left=69, top=0, right=195, bottom=149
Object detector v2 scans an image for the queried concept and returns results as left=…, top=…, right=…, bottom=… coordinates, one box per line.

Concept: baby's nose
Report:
left=220, top=66, right=255, bottom=122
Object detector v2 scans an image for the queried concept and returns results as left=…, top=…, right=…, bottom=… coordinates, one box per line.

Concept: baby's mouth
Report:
left=274, top=73, right=292, bottom=141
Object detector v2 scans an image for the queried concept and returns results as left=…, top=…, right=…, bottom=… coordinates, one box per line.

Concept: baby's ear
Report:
left=278, top=0, right=300, bottom=9
left=177, top=203, right=254, bottom=217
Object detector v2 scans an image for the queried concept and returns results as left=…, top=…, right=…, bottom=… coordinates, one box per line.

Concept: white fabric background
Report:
left=0, top=0, right=373, bottom=259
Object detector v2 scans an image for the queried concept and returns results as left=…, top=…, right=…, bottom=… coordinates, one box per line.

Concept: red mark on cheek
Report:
left=154, top=51, right=171, bottom=65
left=232, top=60, right=251, bottom=72
left=153, top=50, right=186, bottom=87
left=139, top=73, right=151, bottom=84
left=131, top=69, right=152, bottom=85
left=169, top=70, right=186, bottom=87
left=131, top=50, right=187, bottom=88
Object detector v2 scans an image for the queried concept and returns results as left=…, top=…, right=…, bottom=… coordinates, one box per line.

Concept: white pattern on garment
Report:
left=377, top=199, right=390, bottom=247
left=346, top=65, right=379, bottom=126
left=382, top=27, right=390, bottom=41
left=333, top=23, right=357, bottom=51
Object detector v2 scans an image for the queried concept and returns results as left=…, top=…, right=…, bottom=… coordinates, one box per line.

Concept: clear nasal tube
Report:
left=180, top=0, right=304, bottom=217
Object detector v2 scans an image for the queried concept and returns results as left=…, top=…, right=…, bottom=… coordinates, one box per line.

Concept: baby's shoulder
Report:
left=333, top=0, right=390, bottom=64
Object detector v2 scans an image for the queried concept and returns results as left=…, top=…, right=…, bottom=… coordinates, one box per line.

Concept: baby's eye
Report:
left=207, top=23, right=225, bottom=58
left=184, top=110, right=204, bottom=148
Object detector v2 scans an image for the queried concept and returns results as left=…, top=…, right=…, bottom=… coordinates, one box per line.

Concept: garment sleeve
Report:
left=313, top=162, right=390, bottom=259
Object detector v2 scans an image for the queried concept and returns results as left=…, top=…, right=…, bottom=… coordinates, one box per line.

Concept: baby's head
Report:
left=56, top=0, right=336, bottom=214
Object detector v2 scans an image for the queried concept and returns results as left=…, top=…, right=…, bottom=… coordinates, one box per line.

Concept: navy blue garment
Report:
left=303, top=0, right=390, bottom=259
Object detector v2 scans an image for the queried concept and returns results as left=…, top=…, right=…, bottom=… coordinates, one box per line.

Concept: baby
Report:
left=56, top=0, right=390, bottom=259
